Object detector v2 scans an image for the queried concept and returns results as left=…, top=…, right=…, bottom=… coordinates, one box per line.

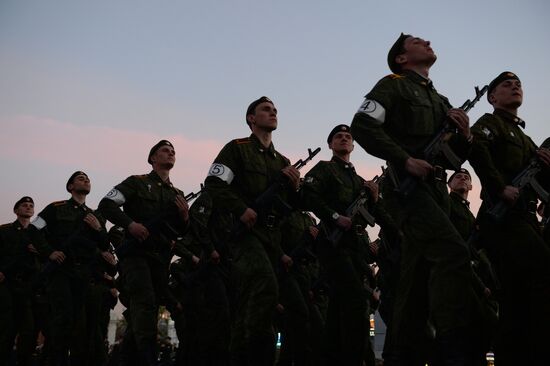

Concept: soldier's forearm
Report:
left=98, top=198, right=133, bottom=228
left=351, top=116, right=409, bottom=166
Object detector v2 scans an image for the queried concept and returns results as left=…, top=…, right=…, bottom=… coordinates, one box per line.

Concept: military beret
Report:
left=487, top=71, right=520, bottom=102
left=66, top=171, right=88, bottom=192
left=327, top=124, right=352, bottom=144
left=387, top=33, right=412, bottom=74
left=14, top=196, right=34, bottom=210
left=246, top=96, right=274, bottom=123
left=148, top=140, right=174, bottom=164
left=448, top=168, right=471, bottom=184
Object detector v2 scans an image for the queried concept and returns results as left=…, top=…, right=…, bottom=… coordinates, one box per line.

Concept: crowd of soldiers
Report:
left=1, top=32, right=549, bottom=366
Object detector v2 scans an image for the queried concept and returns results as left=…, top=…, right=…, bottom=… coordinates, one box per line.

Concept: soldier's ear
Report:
left=396, top=54, right=407, bottom=67
left=246, top=114, right=255, bottom=125
left=488, top=93, right=496, bottom=105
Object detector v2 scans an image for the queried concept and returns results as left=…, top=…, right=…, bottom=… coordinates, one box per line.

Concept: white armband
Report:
left=207, top=163, right=235, bottom=184
left=357, top=99, right=386, bottom=124
left=104, top=188, right=126, bottom=205
left=31, top=216, right=47, bottom=230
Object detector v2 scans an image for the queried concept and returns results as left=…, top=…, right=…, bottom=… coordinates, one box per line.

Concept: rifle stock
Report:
left=487, top=138, right=550, bottom=222
left=115, top=185, right=205, bottom=258
left=396, top=85, right=488, bottom=198
left=232, top=147, right=321, bottom=237
left=323, top=168, right=385, bottom=247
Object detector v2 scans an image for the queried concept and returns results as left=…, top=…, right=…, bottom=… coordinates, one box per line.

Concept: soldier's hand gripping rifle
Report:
left=233, top=147, right=321, bottom=237
left=115, top=185, right=205, bottom=258
left=397, top=85, right=488, bottom=198
left=325, top=168, right=385, bottom=247
left=32, top=213, right=95, bottom=290
left=486, top=137, right=550, bottom=222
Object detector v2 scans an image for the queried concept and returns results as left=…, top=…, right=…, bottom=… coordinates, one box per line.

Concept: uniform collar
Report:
left=250, top=133, right=277, bottom=157
left=450, top=191, right=470, bottom=207
left=494, top=108, right=526, bottom=129
left=403, top=69, right=434, bottom=89
left=68, top=197, right=89, bottom=210
left=149, top=170, right=174, bottom=188
left=12, top=219, right=24, bottom=230
left=331, top=156, right=355, bottom=170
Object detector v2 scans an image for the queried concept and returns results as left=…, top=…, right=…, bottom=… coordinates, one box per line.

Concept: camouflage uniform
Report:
left=470, top=108, right=550, bottom=365
left=32, top=198, right=109, bottom=365
left=302, top=156, right=376, bottom=365
left=169, top=192, right=231, bottom=366
left=448, top=191, right=498, bottom=366
left=81, top=249, right=118, bottom=366
left=276, top=210, right=317, bottom=366
left=0, top=220, right=52, bottom=366
left=205, top=133, right=296, bottom=365
left=351, top=69, right=476, bottom=363
left=99, top=170, right=187, bottom=364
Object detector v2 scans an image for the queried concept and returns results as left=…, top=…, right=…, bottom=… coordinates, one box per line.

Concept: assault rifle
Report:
left=115, top=185, right=205, bottom=258
left=325, top=167, right=385, bottom=247
left=233, top=147, right=321, bottom=236
left=396, top=85, right=488, bottom=198
left=486, top=137, right=550, bottom=222
left=183, top=184, right=204, bottom=203
left=32, top=212, right=96, bottom=290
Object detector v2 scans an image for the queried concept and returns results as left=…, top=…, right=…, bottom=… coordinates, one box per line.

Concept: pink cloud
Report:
left=0, top=115, right=223, bottom=187
left=0, top=115, right=485, bottom=232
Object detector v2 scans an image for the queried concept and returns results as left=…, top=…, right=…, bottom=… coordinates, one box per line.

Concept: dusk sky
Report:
left=1, top=0, right=549, bottom=227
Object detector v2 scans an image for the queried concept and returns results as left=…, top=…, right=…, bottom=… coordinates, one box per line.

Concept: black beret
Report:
left=327, top=124, right=352, bottom=144
left=66, top=171, right=88, bottom=192
left=246, top=96, right=274, bottom=122
left=448, top=168, right=471, bottom=184
left=14, top=196, right=34, bottom=210
left=148, top=140, right=174, bottom=164
left=387, top=33, right=412, bottom=74
left=487, top=71, right=520, bottom=102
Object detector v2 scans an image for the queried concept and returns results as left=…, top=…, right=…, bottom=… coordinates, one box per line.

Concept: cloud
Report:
left=0, top=115, right=223, bottom=187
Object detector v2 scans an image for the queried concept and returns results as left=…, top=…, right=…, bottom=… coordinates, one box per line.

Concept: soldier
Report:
left=98, top=140, right=189, bottom=366
left=84, top=247, right=118, bottom=366
left=469, top=72, right=550, bottom=365
left=302, top=124, right=379, bottom=366
left=168, top=191, right=231, bottom=366
left=447, top=169, right=475, bottom=240
left=447, top=168, right=498, bottom=366
left=276, top=209, right=318, bottom=366
left=205, top=96, right=300, bottom=366
left=350, top=34, right=476, bottom=365
left=32, top=172, right=109, bottom=366
left=0, top=197, right=56, bottom=366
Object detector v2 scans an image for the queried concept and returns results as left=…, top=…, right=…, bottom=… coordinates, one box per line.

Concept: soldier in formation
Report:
left=2, top=42, right=550, bottom=366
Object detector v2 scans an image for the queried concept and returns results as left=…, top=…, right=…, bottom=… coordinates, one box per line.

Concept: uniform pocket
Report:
left=401, top=97, right=437, bottom=136
left=499, top=134, right=525, bottom=172
left=136, top=190, right=158, bottom=212
left=242, top=163, right=269, bottom=198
